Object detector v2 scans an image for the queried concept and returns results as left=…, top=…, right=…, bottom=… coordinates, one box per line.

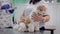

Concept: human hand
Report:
left=32, top=13, right=44, bottom=22
left=20, top=16, right=26, bottom=22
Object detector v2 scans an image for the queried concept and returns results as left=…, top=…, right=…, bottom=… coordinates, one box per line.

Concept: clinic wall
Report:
left=54, top=3, right=60, bottom=34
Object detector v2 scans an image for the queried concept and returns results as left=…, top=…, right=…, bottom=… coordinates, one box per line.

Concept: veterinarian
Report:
left=0, top=0, right=13, bottom=28
left=13, top=0, right=50, bottom=32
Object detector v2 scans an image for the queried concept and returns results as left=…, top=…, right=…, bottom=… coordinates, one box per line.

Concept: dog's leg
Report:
left=18, top=23, right=27, bottom=32
left=28, top=23, right=35, bottom=32
left=34, top=22, right=40, bottom=32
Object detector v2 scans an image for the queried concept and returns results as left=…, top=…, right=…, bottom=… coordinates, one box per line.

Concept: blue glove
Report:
left=8, top=9, right=14, bottom=14
left=1, top=4, right=10, bottom=10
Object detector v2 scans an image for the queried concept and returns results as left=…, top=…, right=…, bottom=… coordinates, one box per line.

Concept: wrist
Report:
left=43, top=17, right=46, bottom=22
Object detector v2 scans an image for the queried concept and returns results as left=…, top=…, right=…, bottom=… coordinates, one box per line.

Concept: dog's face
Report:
left=37, top=5, right=47, bottom=12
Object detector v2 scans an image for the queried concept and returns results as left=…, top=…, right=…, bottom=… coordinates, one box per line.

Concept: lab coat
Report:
left=17, top=0, right=49, bottom=32
left=24, top=0, right=48, bottom=27
left=0, top=10, right=13, bottom=28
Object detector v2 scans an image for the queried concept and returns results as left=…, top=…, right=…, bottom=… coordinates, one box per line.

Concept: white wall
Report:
left=54, top=3, right=60, bottom=34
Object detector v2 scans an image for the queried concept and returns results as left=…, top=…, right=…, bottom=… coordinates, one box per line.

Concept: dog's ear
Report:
left=37, top=6, right=41, bottom=11
left=25, top=16, right=30, bottom=24
left=43, top=5, right=47, bottom=11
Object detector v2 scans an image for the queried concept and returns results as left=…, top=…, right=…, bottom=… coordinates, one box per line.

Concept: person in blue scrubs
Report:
left=0, top=0, right=14, bottom=28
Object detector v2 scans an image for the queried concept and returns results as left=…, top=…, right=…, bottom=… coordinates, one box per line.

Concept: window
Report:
left=57, top=0, right=60, bottom=2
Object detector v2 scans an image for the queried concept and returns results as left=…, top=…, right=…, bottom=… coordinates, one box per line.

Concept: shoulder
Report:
left=24, top=4, right=34, bottom=13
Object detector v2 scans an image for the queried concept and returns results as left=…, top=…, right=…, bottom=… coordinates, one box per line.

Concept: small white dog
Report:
left=27, top=5, right=47, bottom=32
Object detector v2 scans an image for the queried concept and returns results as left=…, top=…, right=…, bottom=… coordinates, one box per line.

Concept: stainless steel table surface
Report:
left=0, top=28, right=43, bottom=34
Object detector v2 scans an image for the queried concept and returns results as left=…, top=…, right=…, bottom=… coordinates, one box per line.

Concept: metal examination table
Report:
left=0, top=26, right=56, bottom=34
